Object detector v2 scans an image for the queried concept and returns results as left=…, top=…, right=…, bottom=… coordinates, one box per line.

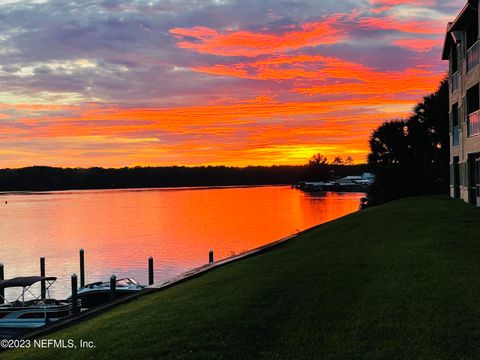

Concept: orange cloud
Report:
left=193, top=54, right=360, bottom=80
left=370, top=0, right=435, bottom=5
left=369, top=0, right=436, bottom=13
left=0, top=104, right=78, bottom=111
left=2, top=95, right=414, bottom=138
left=295, top=68, right=442, bottom=96
left=394, top=38, right=442, bottom=52
left=191, top=53, right=443, bottom=97
left=0, top=91, right=420, bottom=168
left=358, top=15, right=445, bottom=34
left=169, top=18, right=346, bottom=57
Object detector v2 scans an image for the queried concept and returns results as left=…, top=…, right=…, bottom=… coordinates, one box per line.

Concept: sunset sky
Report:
left=0, top=0, right=465, bottom=167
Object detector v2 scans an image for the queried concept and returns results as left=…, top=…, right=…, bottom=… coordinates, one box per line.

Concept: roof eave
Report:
left=441, top=2, right=472, bottom=60
left=442, top=24, right=453, bottom=60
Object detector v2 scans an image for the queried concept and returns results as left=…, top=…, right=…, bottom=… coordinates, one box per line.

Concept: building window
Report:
left=467, top=42, right=479, bottom=72
left=467, top=84, right=480, bottom=137
left=452, top=72, right=460, bottom=93
left=451, top=46, right=458, bottom=74
left=452, top=103, right=459, bottom=145
left=467, top=19, right=479, bottom=72
left=469, top=111, right=480, bottom=136
left=451, top=45, right=459, bottom=93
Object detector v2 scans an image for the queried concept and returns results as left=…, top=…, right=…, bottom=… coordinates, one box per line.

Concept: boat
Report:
left=0, top=276, right=76, bottom=337
left=294, top=173, right=375, bottom=193
left=75, top=278, right=144, bottom=308
left=294, top=181, right=335, bottom=192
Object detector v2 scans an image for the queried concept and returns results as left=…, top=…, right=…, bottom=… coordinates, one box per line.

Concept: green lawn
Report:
left=4, top=195, right=480, bottom=360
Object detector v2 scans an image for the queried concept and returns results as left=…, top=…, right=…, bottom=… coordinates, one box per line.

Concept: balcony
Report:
left=452, top=126, right=459, bottom=145
left=451, top=72, right=460, bottom=93
left=467, top=40, right=480, bottom=73
left=469, top=110, right=480, bottom=137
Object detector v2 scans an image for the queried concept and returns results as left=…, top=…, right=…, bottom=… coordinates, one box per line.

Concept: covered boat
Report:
left=0, top=276, right=76, bottom=337
left=75, top=278, right=144, bottom=308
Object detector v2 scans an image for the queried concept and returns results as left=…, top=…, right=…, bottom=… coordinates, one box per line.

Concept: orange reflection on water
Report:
left=0, top=186, right=362, bottom=298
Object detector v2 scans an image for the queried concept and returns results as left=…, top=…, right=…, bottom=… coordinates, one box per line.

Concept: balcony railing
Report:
left=467, top=40, right=480, bottom=73
left=469, top=110, right=480, bottom=137
left=451, top=72, right=460, bottom=93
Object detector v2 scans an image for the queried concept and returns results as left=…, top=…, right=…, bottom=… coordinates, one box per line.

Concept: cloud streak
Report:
left=170, top=18, right=346, bottom=57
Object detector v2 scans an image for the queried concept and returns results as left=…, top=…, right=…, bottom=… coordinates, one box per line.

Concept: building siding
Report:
left=445, top=1, right=480, bottom=205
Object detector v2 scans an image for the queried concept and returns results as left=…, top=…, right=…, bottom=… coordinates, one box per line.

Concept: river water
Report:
left=0, top=186, right=363, bottom=299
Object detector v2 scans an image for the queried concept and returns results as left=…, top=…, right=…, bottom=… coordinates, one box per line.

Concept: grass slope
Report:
left=4, top=195, right=480, bottom=360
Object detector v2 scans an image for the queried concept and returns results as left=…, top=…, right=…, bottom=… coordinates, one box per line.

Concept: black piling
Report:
left=79, top=248, right=85, bottom=288
left=0, top=263, right=4, bottom=305
left=209, top=250, right=214, bottom=263
left=40, top=257, right=46, bottom=300
left=148, top=256, right=154, bottom=285
left=71, top=273, right=79, bottom=314
left=110, top=274, right=116, bottom=301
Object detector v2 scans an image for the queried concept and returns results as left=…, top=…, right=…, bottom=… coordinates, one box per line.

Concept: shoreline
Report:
left=10, top=213, right=355, bottom=343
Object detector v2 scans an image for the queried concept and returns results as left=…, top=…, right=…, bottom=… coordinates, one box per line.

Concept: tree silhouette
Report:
left=332, top=156, right=344, bottom=165
left=308, top=153, right=328, bottom=166
left=366, top=79, right=449, bottom=206
left=344, top=156, right=354, bottom=165
left=368, top=120, right=408, bottom=167
left=305, top=153, right=330, bottom=181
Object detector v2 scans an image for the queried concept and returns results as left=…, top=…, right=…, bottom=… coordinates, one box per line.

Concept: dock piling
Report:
left=110, top=274, right=116, bottom=301
left=40, top=257, right=46, bottom=300
left=148, top=257, right=154, bottom=285
left=71, top=273, right=79, bottom=314
left=79, top=248, right=85, bottom=288
left=0, top=263, right=4, bottom=304
left=209, top=250, right=214, bottom=263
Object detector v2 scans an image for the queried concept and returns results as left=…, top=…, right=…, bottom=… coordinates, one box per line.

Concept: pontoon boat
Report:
left=0, top=276, right=76, bottom=337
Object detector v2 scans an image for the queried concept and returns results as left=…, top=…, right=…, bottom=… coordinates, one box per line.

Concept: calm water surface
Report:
left=0, top=186, right=363, bottom=299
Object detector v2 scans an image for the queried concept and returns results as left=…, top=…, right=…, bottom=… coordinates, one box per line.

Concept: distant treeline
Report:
left=0, top=164, right=368, bottom=191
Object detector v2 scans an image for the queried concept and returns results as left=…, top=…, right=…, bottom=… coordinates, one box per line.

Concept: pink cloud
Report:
left=370, top=0, right=436, bottom=13
left=358, top=15, right=445, bottom=34
left=370, top=0, right=435, bottom=5
left=394, top=38, right=443, bottom=52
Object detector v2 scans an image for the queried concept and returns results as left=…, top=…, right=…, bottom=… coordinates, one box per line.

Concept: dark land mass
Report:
left=0, top=164, right=368, bottom=191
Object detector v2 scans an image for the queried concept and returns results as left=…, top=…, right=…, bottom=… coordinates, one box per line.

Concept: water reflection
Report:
left=0, top=186, right=363, bottom=298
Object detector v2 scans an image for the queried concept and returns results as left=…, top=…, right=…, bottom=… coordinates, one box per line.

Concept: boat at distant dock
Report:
left=294, top=173, right=375, bottom=192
